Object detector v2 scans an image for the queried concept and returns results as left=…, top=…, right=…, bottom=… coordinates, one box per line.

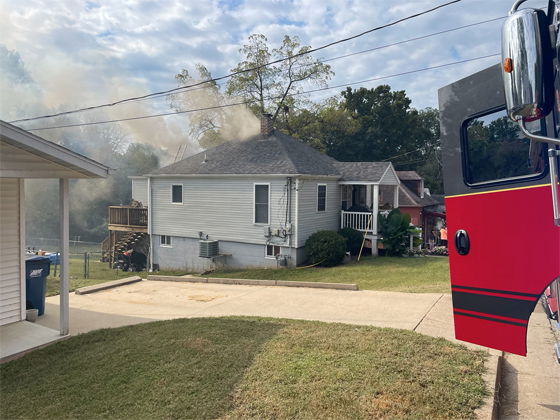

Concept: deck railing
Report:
left=108, top=206, right=148, bottom=227
left=340, top=211, right=375, bottom=233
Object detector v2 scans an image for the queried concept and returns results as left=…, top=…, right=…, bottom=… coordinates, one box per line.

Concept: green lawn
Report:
left=46, top=258, right=189, bottom=296
left=210, top=256, right=451, bottom=293
left=0, top=317, right=487, bottom=420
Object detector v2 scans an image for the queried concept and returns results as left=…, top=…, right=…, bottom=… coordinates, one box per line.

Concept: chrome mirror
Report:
left=501, top=4, right=552, bottom=122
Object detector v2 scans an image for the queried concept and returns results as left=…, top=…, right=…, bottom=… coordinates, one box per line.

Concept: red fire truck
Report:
left=439, top=0, right=560, bottom=356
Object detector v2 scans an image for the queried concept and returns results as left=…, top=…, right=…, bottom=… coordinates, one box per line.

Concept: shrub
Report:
left=377, top=209, right=420, bottom=257
left=339, top=227, right=363, bottom=255
left=305, top=230, right=346, bottom=267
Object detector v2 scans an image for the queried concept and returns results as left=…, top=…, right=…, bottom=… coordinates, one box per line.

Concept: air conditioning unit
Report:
left=199, top=240, right=219, bottom=258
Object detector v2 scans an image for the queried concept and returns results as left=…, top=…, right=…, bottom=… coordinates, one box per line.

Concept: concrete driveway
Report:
left=39, top=279, right=450, bottom=336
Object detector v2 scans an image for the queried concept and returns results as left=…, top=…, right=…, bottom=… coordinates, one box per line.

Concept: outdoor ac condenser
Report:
left=199, top=240, right=219, bottom=258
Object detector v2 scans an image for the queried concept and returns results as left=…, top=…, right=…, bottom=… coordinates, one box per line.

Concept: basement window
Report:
left=160, top=235, right=172, bottom=247
left=266, top=245, right=281, bottom=258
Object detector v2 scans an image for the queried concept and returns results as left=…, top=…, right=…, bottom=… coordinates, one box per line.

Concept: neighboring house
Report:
left=396, top=171, right=445, bottom=247
left=0, top=121, right=110, bottom=361
left=119, top=115, right=401, bottom=271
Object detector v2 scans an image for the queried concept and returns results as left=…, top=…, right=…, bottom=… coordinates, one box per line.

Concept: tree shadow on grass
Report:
left=0, top=317, right=285, bottom=420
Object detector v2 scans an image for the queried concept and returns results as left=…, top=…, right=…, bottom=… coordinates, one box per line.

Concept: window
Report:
left=171, top=184, right=183, bottom=204
left=160, top=235, right=172, bottom=247
left=254, top=184, right=269, bottom=224
left=462, top=108, right=547, bottom=185
left=266, top=245, right=281, bottom=258
left=317, top=184, right=326, bottom=212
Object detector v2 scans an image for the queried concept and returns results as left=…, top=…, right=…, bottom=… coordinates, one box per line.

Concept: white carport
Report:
left=0, top=121, right=110, bottom=361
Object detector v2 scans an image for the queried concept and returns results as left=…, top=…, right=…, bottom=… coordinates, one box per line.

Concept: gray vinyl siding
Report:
left=380, top=166, right=399, bottom=184
left=151, top=177, right=294, bottom=246
left=296, top=179, right=341, bottom=247
left=131, top=178, right=148, bottom=205
left=0, top=178, right=22, bottom=326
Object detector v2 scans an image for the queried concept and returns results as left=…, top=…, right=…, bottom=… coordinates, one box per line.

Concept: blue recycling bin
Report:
left=25, top=256, right=51, bottom=316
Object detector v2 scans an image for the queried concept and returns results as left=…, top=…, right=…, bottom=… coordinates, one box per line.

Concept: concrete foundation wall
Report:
left=153, top=235, right=301, bottom=272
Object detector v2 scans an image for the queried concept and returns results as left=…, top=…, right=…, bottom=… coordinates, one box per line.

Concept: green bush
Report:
left=305, top=230, right=346, bottom=267
left=339, top=227, right=363, bottom=255
left=378, top=209, right=420, bottom=256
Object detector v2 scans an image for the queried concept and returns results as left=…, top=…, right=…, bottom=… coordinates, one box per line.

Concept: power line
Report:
left=26, top=53, right=499, bottom=132
left=160, top=14, right=508, bottom=103
left=9, top=0, right=461, bottom=124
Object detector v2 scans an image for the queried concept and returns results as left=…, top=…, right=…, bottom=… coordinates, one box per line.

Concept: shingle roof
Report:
left=398, top=183, right=439, bottom=207
left=150, top=131, right=339, bottom=176
left=334, top=161, right=391, bottom=182
left=396, top=170, right=422, bottom=180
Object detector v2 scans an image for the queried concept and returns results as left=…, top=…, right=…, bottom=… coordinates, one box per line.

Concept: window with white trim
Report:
left=266, top=245, right=281, bottom=258
left=254, top=184, right=269, bottom=224
left=160, top=235, right=172, bottom=247
left=317, top=184, right=326, bottom=212
left=171, top=184, right=183, bottom=204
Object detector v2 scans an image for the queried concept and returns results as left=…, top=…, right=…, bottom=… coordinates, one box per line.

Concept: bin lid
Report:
left=25, top=256, right=51, bottom=263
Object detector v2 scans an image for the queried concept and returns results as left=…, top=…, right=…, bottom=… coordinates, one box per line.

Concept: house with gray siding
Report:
left=128, top=115, right=400, bottom=271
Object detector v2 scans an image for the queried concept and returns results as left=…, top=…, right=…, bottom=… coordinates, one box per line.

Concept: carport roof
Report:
left=0, top=121, right=111, bottom=179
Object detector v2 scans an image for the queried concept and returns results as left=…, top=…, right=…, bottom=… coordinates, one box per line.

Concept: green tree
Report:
left=226, top=34, right=333, bottom=124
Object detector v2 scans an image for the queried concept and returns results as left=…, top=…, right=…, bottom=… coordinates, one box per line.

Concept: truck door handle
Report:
left=548, top=149, right=560, bottom=227
left=454, top=230, right=470, bottom=255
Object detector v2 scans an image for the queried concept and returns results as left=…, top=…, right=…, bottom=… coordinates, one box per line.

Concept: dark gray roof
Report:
left=334, top=161, right=391, bottom=182
left=399, top=184, right=439, bottom=207
left=151, top=131, right=339, bottom=176
left=396, top=170, right=422, bottom=181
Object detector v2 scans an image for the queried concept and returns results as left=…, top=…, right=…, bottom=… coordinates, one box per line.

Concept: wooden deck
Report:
left=108, top=206, right=147, bottom=232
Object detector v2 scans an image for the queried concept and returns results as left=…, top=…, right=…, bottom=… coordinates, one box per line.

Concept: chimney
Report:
left=260, top=113, right=273, bottom=137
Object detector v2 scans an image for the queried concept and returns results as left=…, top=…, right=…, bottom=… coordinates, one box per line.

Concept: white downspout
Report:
left=147, top=176, right=153, bottom=271
left=372, top=184, right=379, bottom=256
left=59, top=179, right=69, bottom=335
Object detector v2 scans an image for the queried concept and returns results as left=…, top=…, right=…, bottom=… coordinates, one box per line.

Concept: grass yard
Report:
left=46, top=258, right=188, bottom=296
left=0, top=317, right=487, bottom=420
left=210, top=256, right=451, bottom=293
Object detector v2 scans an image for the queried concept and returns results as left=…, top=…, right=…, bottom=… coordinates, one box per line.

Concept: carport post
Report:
left=59, top=179, right=69, bottom=335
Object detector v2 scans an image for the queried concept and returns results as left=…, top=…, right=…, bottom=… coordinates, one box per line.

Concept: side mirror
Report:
left=502, top=7, right=553, bottom=122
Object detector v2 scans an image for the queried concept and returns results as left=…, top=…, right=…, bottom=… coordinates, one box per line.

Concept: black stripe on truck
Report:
left=451, top=291, right=535, bottom=321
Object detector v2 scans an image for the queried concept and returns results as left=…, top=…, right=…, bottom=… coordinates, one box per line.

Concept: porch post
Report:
left=372, top=184, right=379, bottom=256
left=393, top=185, right=399, bottom=209
left=59, top=179, right=69, bottom=336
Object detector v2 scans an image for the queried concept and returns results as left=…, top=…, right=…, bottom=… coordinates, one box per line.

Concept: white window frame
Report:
left=160, top=235, right=172, bottom=247
left=317, top=184, right=327, bottom=212
left=265, top=244, right=282, bottom=259
left=171, top=184, right=183, bottom=204
left=253, top=183, right=270, bottom=225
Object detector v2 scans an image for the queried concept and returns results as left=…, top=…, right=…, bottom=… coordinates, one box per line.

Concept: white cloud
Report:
left=0, top=0, right=547, bottom=146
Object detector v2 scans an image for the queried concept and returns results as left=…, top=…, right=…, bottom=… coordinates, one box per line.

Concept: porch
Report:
left=339, top=182, right=400, bottom=255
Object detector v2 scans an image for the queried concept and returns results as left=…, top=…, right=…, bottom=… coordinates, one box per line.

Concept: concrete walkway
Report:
left=35, top=280, right=559, bottom=419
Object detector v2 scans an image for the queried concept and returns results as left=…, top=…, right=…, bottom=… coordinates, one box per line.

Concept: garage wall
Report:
left=0, top=178, right=23, bottom=326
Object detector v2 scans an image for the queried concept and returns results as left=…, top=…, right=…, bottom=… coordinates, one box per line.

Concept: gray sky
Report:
left=0, top=0, right=546, bottom=148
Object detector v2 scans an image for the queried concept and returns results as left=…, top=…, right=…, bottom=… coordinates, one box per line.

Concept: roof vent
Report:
left=202, top=153, right=208, bottom=164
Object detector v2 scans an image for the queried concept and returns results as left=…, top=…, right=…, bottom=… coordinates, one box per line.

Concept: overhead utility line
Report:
left=10, top=0, right=461, bottom=124
left=26, top=52, right=498, bottom=132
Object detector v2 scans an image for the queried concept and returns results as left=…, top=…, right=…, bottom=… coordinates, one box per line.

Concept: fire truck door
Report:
left=439, top=64, right=560, bottom=356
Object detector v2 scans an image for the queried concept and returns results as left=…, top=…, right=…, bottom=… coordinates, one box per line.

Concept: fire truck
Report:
left=439, top=0, right=560, bottom=356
